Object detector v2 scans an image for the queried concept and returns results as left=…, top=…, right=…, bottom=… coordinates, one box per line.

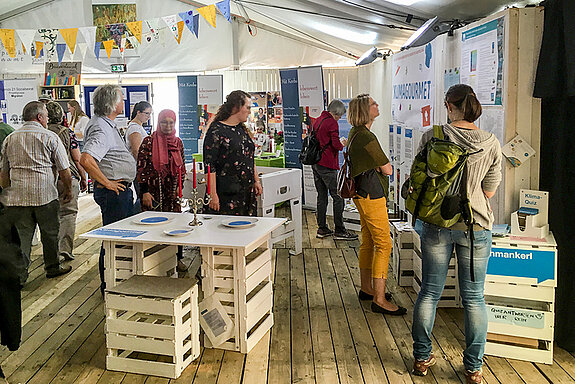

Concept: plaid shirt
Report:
left=1, top=121, right=69, bottom=206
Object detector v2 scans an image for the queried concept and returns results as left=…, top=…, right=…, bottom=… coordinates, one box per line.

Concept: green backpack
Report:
left=401, top=125, right=482, bottom=279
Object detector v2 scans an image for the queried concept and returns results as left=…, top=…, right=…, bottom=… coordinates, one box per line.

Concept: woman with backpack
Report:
left=347, top=94, right=407, bottom=316
left=411, top=84, right=502, bottom=384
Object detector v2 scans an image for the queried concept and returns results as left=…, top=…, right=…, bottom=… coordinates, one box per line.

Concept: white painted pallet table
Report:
left=391, top=222, right=415, bottom=287
left=105, top=276, right=200, bottom=379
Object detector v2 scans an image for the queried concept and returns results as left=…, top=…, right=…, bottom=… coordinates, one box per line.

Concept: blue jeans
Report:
left=93, top=187, right=134, bottom=293
left=412, top=221, right=492, bottom=371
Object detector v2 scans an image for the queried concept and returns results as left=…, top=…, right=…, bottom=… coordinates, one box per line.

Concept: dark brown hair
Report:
left=445, top=84, right=482, bottom=122
left=213, top=90, right=252, bottom=137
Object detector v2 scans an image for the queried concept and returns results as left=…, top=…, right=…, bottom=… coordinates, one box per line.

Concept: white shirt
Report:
left=72, top=115, right=90, bottom=141
left=124, top=122, right=148, bottom=152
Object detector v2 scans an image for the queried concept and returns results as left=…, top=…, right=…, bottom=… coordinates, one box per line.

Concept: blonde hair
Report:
left=347, top=94, right=371, bottom=127
left=68, top=99, right=87, bottom=128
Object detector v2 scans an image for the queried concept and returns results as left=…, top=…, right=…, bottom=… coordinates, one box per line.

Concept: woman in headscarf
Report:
left=136, top=109, right=186, bottom=270
left=203, top=90, right=262, bottom=216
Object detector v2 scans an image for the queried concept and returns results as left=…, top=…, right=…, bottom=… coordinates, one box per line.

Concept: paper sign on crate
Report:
left=199, top=294, right=234, bottom=347
left=488, top=305, right=545, bottom=329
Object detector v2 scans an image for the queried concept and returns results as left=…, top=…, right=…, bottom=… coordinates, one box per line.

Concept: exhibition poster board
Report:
left=0, top=79, right=38, bottom=128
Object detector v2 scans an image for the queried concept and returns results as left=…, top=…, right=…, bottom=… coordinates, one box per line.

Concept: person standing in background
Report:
left=67, top=100, right=90, bottom=151
left=312, top=99, right=358, bottom=241
left=80, top=84, right=136, bottom=294
left=46, top=101, right=87, bottom=261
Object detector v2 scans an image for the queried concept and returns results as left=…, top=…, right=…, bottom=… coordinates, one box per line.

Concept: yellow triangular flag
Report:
left=0, top=29, right=16, bottom=58
left=102, top=39, right=114, bottom=58
left=21, top=42, right=26, bottom=54
left=176, top=20, right=185, bottom=44
left=60, top=28, right=78, bottom=54
left=197, top=5, right=216, bottom=28
left=126, top=20, right=142, bottom=44
left=35, top=41, right=43, bottom=58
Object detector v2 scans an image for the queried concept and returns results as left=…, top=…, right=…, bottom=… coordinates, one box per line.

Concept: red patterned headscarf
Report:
left=152, top=109, right=183, bottom=177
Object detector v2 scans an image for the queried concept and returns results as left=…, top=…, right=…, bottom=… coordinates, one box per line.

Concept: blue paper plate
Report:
left=134, top=216, right=173, bottom=225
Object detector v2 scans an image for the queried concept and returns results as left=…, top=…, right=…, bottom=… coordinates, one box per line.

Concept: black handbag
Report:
left=337, top=132, right=359, bottom=198
left=299, top=117, right=330, bottom=165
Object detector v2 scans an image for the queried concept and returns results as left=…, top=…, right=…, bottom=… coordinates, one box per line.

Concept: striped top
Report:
left=0, top=121, right=70, bottom=207
left=417, top=123, right=502, bottom=230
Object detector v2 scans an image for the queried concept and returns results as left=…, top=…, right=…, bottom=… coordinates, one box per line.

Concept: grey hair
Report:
left=93, top=84, right=123, bottom=116
left=46, top=101, right=64, bottom=124
left=327, top=99, right=346, bottom=117
left=22, top=101, right=47, bottom=122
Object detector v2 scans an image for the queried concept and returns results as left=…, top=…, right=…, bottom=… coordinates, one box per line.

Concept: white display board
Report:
left=2, top=79, right=38, bottom=128
left=197, top=75, right=224, bottom=105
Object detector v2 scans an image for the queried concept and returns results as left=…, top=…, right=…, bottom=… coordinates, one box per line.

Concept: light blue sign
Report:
left=90, top=229, right=146, bottom=238
left=488, top=305, right=545, bottom=329
left=487, top=247, right=555, bottom=284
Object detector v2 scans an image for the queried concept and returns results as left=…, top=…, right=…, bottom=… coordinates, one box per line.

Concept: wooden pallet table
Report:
left=391, top=222, right=415, bottom=287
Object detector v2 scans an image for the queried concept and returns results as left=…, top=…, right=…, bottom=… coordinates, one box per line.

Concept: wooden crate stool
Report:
left=105, top=276, right=200, bottom=379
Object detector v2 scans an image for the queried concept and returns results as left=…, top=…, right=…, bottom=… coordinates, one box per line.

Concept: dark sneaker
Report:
left=412, top=353, right=436, bottom=376
left=316, top=228, right=334, bottom=238
left=46, top=265, right=72, bottom=278
left=333, top=231, right=358, bottom=241
left=465, top=368, right=483, bottom=384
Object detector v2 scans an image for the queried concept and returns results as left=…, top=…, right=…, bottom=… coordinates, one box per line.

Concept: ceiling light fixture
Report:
left=355, top=47, right=393, bottom=66
left=401, top=16, right=453, bottom=50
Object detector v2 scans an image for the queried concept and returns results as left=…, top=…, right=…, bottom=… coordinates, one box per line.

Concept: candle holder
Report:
left=183, top=187, right=212, bottom=227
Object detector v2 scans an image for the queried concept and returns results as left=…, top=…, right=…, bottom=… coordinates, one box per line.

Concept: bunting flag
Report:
left=127, top=35, right=140, bottom=48
left=0, top=29, right=16, bottom=58
left=94, top=41, right=101, bottom=60
left=175, top=20, right=185, bottom=44
left=35, top=41, right=44, bottom=58
left=193, top=14, right=200, bottom=38
left=145, top=19, right=161, bottom=43
left=79, top=26, right=96, bottom=56
left=179, top=10, right=196, bottom=34
left=59, top=27, right=78, bottom=54
left=197, top=5, right=217, bottom=28
left=125, top=20, right=142, bottom=44
left=120, top=36, right=126, bottom=58
left=102, top=39, right=114, bottom=58
left=162, top=15, right=179, bottom=40
left=21, top=43, right=26, bottom=54
left=16, top=29, right=36, bottom=55
left=216, top=0, right=231, bottom=23
left=77, top=42, right=88, bottom=59
left=56, top=43, right=67, bottom=64
left=38, top=29, right=58, bottom=61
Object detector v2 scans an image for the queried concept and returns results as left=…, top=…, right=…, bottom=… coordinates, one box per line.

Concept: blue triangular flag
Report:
left=56, top=43, right=66, bottom=64
left=179, top=10, right=196, bottom=34
left=193, top=14, right=199, bottom=38
left=216, top=0, right=231, bottom=22
left=94, top=41, right=101, bottom=60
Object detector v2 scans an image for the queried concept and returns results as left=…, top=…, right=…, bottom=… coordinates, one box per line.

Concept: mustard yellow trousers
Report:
left=354, top=195, right=392, bottom=279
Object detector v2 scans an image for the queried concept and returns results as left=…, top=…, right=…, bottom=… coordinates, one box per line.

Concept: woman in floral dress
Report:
left=203, top=90, right=263, bottom=216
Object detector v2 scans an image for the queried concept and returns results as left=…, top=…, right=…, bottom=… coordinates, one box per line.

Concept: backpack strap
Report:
left=432, top=125, right=444, bottom=140
left=313, top=116, right=331, bottom=153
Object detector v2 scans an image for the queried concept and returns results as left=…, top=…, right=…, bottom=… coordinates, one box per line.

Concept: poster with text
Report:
left=391, top=43, right=435, bottom=131
left=197, top=75, right=223, bottom=138
left=178, top=75, right=199, bottom=160
left=2, top=79, right=38, bottom=128
left=460, top=18, right=504, bottom=105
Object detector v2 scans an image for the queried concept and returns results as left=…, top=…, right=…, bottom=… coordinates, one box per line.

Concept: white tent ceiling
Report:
left=0, top=0, right=541, bottom=73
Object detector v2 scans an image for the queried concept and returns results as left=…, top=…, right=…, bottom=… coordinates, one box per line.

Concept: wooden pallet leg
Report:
left=291, top=198, right=303, bottom=255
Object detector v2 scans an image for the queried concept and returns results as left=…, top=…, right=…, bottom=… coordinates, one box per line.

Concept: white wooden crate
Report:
left=201, top=237, right=274, bottom=353
left=104, top=241, right=178, bottom=288
left=257, top=167, right=303, bottom=255
left=390, top=222, right=415, bottom=287
left=485, top=335, right=553, bottom=364
left=105, top=276, right=200, bottom=379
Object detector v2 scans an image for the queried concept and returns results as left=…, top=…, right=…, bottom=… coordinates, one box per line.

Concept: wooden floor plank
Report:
left=290, top=248, right=315, bottom=383
left=215, top=351, right=244, bottom=384
left=302, top=248, right=339, bottom=384
left=191, top=348, right=224, bottom=384
left=267, top=248, right=292, bottom=384
left=243, top=332, right=271, bottom=384
left=316, top=248, right=364, bottom=384
left=340, top=248, right=416, bottom=384
left=553, top=347, right=575, bottom=381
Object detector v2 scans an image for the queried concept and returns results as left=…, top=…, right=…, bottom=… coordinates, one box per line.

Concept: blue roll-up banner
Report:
left=178, top=75, right=199, bottom=161
left=0, top=80, right=5, bottom=123
left=279, top=69, right=301, bottom=169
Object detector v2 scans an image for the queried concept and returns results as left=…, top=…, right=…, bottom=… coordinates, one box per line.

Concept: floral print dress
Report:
left=203, top=121, right=257, bottom=216
left=137, top=135, right=185, bottom=213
